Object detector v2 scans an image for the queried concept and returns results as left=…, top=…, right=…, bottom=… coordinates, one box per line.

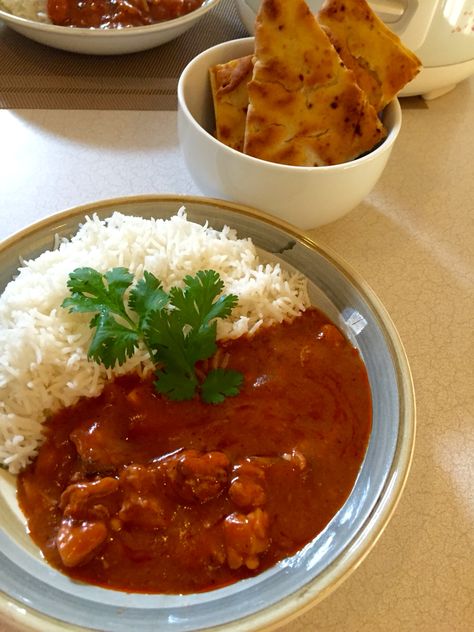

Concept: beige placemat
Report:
left=0, top=0, right=247, bottom=110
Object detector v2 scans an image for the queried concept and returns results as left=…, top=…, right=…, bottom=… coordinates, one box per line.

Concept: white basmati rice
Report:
left=0, top=209, right=309, bottom=474
left=0, top=0, right=50, bottom=22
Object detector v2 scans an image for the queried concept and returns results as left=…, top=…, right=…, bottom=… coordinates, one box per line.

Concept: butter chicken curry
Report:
left=47, top=0, right=205, bottom=29
left=18, top=308, right=371, bottom=593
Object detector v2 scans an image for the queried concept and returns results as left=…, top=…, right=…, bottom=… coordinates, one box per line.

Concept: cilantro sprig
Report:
left=61, top=268, right=243, bottom=404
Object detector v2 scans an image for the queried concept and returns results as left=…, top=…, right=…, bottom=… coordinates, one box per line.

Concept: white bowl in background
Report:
left=177, top=37, right=402, bottom=230
left=0, top=0, right=221, bottom=55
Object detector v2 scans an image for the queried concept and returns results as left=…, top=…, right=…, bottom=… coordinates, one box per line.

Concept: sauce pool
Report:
left=17, top=308, right=371, bottom=593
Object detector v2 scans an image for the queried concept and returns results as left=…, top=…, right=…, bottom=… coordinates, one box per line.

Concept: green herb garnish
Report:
left=61, top=268, right=243, bottom=404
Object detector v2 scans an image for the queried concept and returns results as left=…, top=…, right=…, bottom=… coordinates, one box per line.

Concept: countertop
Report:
left=0, top=75, right=473, bottom=631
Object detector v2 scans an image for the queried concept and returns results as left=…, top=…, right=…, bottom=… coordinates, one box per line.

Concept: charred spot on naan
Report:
left=318, top=0, right=421, bottom=111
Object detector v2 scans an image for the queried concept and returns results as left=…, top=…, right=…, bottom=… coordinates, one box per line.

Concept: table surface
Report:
left=0, top=71, right=473, bottom=632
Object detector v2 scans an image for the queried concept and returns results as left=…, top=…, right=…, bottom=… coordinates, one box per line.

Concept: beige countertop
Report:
left=0, top=76, right=473, bottom=631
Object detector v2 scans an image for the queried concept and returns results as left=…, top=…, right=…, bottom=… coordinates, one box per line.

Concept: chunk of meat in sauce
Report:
left=56, top=477, right=120, bottom=567
left=228, top=460, right=266, bottom=509
left=228, top=450, right=309, bottom=509
left=56, top=519, right=108, bottom=568
left=223, top=508, right=270, bottom=570
left=164, top=449, right=231, bottom=503
left=60, top=477, right=120, bottom=520
left=118, top=464, right=168, bottom=530
left=281, top=449, right=307, bottom=472
left=70, top=418, right=129, bottom=473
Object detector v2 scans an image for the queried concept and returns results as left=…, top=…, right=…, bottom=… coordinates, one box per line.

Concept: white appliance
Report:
left=235, top=0, right=474, bottom=99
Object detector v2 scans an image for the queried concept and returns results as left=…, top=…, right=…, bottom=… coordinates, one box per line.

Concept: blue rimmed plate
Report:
left=0, top=195, right=415, bottom=632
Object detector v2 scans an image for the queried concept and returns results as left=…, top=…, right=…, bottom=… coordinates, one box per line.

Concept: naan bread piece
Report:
left=318, top=0, right=421, bottom=111
left=243, top=0, right=386, bottom=167
left=209, top=55, right=254, bottom=152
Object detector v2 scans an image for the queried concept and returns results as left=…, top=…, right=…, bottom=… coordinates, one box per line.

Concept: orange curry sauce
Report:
left=17, top=308, right=372, bottom=593
left=47, top=0, right=205, bottom=29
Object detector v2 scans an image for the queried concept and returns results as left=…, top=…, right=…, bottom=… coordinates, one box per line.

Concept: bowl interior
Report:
left=180, top=37, right=253, bottom=139
left=0, top=196, right=415, bottom=632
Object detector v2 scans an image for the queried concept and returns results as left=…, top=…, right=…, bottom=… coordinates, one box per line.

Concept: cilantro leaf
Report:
left=62, top=267, right=134, bottom=320
left=128, top=271, right=169, bottom=327
left=143, top=270, right=236, bottom=374
left=154, top=368, right=198, bottom=401
left=62, top=267, right=244, bottom=403
left=185, top=322, right=218, bottom=366
left=144, top=308, right=195, bottom=375
left=88, top=312, right=139, bottom=369
left=169, top=270, right=238, bottom=329
left=201, top=369, right=244, bottom=404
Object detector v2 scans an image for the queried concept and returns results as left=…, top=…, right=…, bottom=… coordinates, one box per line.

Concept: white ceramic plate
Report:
left=0, top=195, right=415, bottom=632
left=0, top=0, right=221, bottom=55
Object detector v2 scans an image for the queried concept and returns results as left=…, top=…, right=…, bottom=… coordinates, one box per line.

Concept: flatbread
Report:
left=318, top=0, right=421, bottom=111
left=209, top=55, right=254, bottom=152
left=243, top=0, right=387, bottom=167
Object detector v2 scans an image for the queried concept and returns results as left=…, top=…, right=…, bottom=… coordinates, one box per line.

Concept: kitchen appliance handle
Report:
left=371, top=1, right=405, bottom=22
left=370, top=1, right=440, bottom=51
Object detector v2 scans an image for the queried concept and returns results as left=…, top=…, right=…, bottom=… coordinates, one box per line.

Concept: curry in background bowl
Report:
left=45, top=0, right=208, bottom=28
left=0, top=195, right=415, bottom=631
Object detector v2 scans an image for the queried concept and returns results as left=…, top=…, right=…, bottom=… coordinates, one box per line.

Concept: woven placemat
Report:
left=0, top=0, right=247, bottom=110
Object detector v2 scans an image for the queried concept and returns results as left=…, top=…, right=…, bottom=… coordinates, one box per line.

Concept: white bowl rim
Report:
left=177, top=37, right=402, bottom=173
left=0, top=0, right=220, bottom=38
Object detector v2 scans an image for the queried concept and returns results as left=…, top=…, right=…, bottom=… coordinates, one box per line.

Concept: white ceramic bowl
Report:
left=177, top=37, right=402, bottom=230
left=0, top=195, right=415, bottom=631
left=0, top=0, right=221, bottom=55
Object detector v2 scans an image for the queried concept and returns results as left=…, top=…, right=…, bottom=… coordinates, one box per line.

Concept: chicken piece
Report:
left=281, top=449, right=307, bottom=471
left=223, top=508, right=270, bottom=570
left=165, top=449, right=231, bottom=504
left=118, top=464, right=167, bottom=530
left=229, top=460, right=266, bottom=509
left=70, top=418, right=129, bottom=473
left=56, top=518, right=108, bottom=568
left=60, top=477, right=120, bottom=520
